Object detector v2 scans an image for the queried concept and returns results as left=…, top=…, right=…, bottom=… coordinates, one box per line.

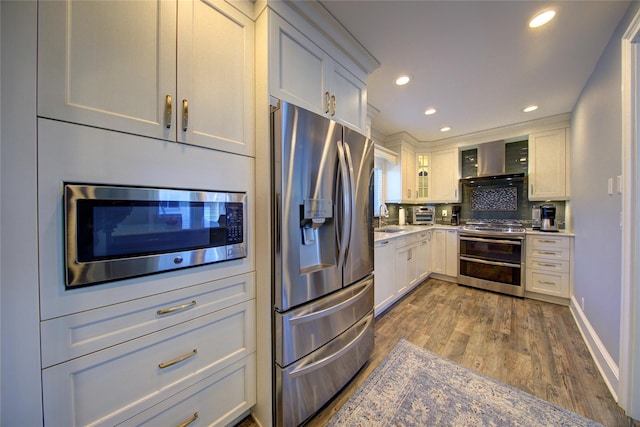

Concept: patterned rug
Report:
left=326, top=339, right=603, bottom=426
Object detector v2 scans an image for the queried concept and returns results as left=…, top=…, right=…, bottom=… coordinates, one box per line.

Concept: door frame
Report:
left=620, top=7, right=640, bottom=418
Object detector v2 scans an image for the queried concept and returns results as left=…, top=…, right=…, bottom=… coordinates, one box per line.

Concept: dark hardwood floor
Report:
left=239, top=278, right=635, bottom=427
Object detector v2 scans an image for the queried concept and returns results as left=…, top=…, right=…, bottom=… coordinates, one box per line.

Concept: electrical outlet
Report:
left=442, top=209, right=447, bottom=217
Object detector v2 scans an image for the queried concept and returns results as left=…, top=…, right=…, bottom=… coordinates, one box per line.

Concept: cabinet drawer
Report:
left=527, top=258, right=570, bottom=273
left=42, top=300, right=255, bottom=427
left=526, top=270, right=569, bottom=298
left=527, top=235, right=570, bottom=250
left=527, top=246, right=570, bottom=261
left=120, top=354, right=256, bottom=427
left=41, top=272, right=255, bottom=368
left=395, top=234, right=418, bottom=248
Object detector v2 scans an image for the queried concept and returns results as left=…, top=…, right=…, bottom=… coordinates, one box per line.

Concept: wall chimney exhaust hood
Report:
left=459, top=140, right=525, bottom=184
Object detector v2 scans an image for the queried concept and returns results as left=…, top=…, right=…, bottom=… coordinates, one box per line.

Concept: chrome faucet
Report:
left=379, top=203, right=389, bottom=228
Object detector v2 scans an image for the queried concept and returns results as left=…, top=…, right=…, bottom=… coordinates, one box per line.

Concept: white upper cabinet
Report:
left=269, top=12, right=367, bottom=133
left=430, top=148, right=461, bottom=203
left=38, top=0, right=255, bottom=157
left=528, top=128, right=570, bottom=200
left=384, top=142, right=416, bottom=203
left=416, top=152, right=430, bottom=201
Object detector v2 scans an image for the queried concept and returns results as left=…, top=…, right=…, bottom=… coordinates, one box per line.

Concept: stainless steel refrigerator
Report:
left=271, top=100, right=375, bottom=427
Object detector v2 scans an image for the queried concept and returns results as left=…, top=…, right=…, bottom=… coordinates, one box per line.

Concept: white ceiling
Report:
left=320, top=0, right=630, bottom=142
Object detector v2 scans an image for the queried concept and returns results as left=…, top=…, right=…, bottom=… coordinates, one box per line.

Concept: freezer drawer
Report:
left=276, top=310, right=374, bottom=427
left=275, top=276, right=373, bottom=367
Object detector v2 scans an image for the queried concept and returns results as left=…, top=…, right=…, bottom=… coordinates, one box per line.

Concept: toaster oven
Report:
left=412, top=206, right=435, bottom=225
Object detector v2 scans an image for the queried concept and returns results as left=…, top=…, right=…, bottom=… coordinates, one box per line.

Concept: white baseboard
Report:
left=569, top=296, right=619, bottom=402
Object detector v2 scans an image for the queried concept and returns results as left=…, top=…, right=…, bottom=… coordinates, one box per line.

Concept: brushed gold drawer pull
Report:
left=157, top=300, right=196, bottom=316
left=177, top=412, right=199, bottom=427
left=539, top=280, right=556, bottom=285
left=182, top=99, right=189, bottom=131
left=325, top=91, right=331, bottom=114
left=538, top=263, right=557, bottom=268
left=538, top=239, right=557, bottom=243
left=331, top=94, right=336, bottom=116
left=159, top=349, right=197, bottom=369
left=539, top=251, right=558, bottom=255
left=165, top=94, right=172, bottom=129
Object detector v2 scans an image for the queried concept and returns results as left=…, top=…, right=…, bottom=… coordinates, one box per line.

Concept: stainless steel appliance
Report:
left=451, top=206, right=460, bottom=226
left=540, top=204, right=558, bottom=232
left=64, top=184, right=246, bottom=287
left=458, top=222, right=526, bottom=297
left=412, top=206, right=435, bottom=224
left=532, top=205, right=541, bottom=230
left=271, top=101, right=375, bottom=427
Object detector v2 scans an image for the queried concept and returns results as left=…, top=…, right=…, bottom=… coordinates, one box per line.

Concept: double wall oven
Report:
left=458, top=222, right=526, bottom=297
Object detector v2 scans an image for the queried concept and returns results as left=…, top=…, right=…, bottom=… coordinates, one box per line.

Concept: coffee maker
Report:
left=540, top=204, right=558, bottom=232
left=451, top=206, right=460, bottom=226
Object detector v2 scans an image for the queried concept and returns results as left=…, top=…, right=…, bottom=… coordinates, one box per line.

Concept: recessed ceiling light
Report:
left=424, top=108, right=437, bottom=115
left=394, top=75, right=411, bottom=86
left=440, top=126, right=451, bottom=132
left=523, top=105, right=538, bottom=112
left=529, top=10, right=555, bottom=28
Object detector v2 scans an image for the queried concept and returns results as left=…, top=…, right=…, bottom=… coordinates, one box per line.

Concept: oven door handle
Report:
left=459, top=236, right=522, bottom=245
left=459, top=256, right=521, bottom=269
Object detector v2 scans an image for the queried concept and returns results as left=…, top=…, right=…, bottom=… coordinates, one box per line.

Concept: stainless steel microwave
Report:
left=64, top=184, right=247, bottom=287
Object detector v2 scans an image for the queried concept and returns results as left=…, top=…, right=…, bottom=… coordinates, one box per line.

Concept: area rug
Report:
left=326, top=339, right=603, bottom=426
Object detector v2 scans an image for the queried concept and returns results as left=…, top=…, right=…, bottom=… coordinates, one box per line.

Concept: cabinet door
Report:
left=528, top=128, right=568, bottom=200
left=395, top=247, right=409, bottom=295
left=416, top=153, right=430, bottom=201
left=269, top=13, right=326, bottom=115
left=431, top=149, right=460, bottom=202
left=38, top=0, right=176, bottom=140
left=416, top=232, right=431, bottom=279
left=402, top=146, right=416, bottom=201
left=374, top=240, right=395, bottom=316
left=431, top=230, right=446, bottom=274
left=328, top=60, right=366, bottom=132
left=445, top=230, right=458, bottom=277
left=178, top=0, right=255, bottom=156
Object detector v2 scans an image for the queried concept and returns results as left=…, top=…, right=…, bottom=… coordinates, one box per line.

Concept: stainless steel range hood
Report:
left=460, top=140, right=525, bottom=183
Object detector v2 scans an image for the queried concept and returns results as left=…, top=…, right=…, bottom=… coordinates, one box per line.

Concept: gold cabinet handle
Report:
left=177, top=412, right=199, bottom=427
left=331, top=94, right=336, bottom=116
left=539, top=251, right=558, bottom=255
left=538, top=280, right=556, bottom=285
left=538, top=263, right=558, bottom=268
left=182, top=99, right=189, bottom=131
left=325, top=91, right=331, bottom=114
left=159, top=349, right=197, bottom=369
left=157, top=300, right=196, bottom=316
left=539, top=239, right=557, bottom=243
left=165, top=95, right=172, bottom=129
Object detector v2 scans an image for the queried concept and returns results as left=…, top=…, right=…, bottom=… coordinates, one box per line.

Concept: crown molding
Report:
left=374, top=113, right=571, bottom=150
left=276, top=0, right=380, bottom=75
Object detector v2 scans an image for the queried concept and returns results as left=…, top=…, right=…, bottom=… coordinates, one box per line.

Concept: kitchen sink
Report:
left=375, top=227, right=405, bottom=233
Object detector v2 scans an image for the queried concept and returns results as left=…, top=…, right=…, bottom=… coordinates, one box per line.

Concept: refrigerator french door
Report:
left=271, top=100, right=375, bottom=427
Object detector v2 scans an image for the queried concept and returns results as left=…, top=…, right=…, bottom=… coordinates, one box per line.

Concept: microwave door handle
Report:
left=337, top=141, right=351, bottom=268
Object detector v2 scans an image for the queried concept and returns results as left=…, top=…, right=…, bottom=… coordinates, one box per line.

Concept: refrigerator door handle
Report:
left=337, top=141, right=351, bottom=268
left=288, top=277, right=372, bottom=325
left=343, top=141, right=357, bottom=259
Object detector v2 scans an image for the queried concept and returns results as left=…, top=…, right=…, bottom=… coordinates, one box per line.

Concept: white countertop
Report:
left=374, top=224, right=574, bottom=242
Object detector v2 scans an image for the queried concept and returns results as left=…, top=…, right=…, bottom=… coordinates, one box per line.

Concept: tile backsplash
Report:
left=385, top=177, right=565, bottom=229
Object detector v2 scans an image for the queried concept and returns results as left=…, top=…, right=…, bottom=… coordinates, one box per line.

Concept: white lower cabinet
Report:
left=431, top=229, right=458, bottom=279
left=525, top=234, right=573, bottom=302
left=41, top=273, right=256, bottom=427
left=374, top=228, right=434, bottom=316
left=374, top=239, right=396, bottom=316
left=395, top=234, right=418, bottom=296
left=416, top=230, right=432, bottom=280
